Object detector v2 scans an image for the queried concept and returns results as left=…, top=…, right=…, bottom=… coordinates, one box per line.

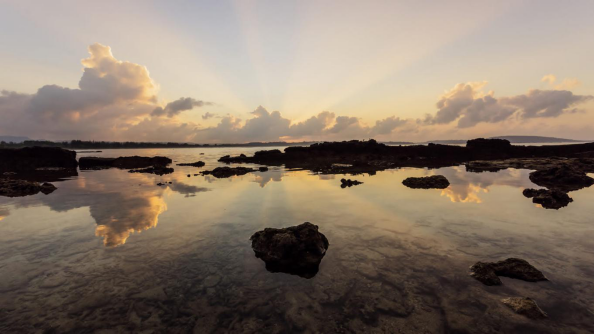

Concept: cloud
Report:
left=152, top=97, right=211, bottom=118
left=0, top=43, right=209, bottom=140
left=424, top=81, right=592, bottom=128
left=542, top=74, right=581, bottom=90
left=202, top=112, right=216, bottom=120
left=541, top=74, right=556, bottom=85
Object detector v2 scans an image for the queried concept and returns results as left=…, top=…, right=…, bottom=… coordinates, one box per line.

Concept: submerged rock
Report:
left=501, top=297, right=548, bottom=319
left=250, top=222, right=329, bottom=278
left=128, top=166, right=174, bottom=176
left=402, top=175, right=450, bottom=189
left=177, top=161, right=205, bottom=167
left=0, top=179, right=57, bottom=197
left=79, top=156, right=172, bottom=170
left=201, top=166, right=256, bottom=178
left=340, top=178, right=363, bottom=188
left=469, top=258, right=547, bottom=286
left=258, top=166, right=269, bottom=172
left=523, top=188, right=573, bottom=209
left=529, top=166, right=594, bottom=192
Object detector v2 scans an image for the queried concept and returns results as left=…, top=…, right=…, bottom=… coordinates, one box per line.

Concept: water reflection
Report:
left=3, top=169, right=209, bottom=246
left=253, top=169, right=285, bottom=187
left=418, top=166, right=534, bottom=203
left=0, top=148, right=592, bottom=333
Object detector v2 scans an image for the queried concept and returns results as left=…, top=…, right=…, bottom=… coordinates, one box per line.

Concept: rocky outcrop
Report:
left=258, top=167, right=269, bottom=172
left=128, top=166, right=174, bottom=176
left=402, top=175, right=450, bottom=189
left=215, top=139, right=593, bottom=175
left=529, top=166, right=594, bottom=192
left=523, top=189, right=573, bottom=209
left=469, top=258, right=547, bottom=286
left=176, top=161, right=205, bottom=167
left=79, top=156, right=172, bottom=170
left=200, top=167, right=256, bottom=178
left=341, top=178, right=363, bottom=188
left=0, top=147, right=78, bottom=173
left=0, top=179, right=57, bottom=197
left=466, top=157, right=593, bottom=209
left=250, top=222, right=329, bottom=278
left=501, top=297, right=548, bottom=319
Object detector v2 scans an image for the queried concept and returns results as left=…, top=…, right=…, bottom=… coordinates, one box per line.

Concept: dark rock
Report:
left=250, top=222, right=329, bottom=278
left=215, top=139, right=593, bottom=176
left=40, top=182, right=57, bottom=195
left=402, top=175, right=450, bottom=189
left=501, top=297, right=548, bottom=319
left=529, top=166, right=594, bottom=192
left=177, top=161, right=205, bottom=167
left=128, top=166, right=174, bottom=176
left=201, top=167, right=256, bottom=178
left=187, top=174, right=191, bottom=177
left=466, top=138, right=511, bottom=151
left=340, top=178, right=363, bottom=188
left=157, top=182, right=166, bottom=186
left=258, top=167, right=269, bottom=172
left=0, top=179, right=57, bottom=197
left=79, top=156, right=172, bottom=170
left=0, top=147, right=78, bottom=172
left=523, top=188, right=573, bottom=209
left=469, top=258, right=547, bottom=286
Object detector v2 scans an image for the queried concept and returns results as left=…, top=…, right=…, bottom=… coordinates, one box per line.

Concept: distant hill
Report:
left=0, top=136, right=30, bottom=143
left=488, top=136, right=586, bottom=143
left=423, top=136, right=588, bottom=145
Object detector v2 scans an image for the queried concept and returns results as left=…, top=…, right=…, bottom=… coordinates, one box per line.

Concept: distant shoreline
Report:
left=0, top=135, right=591, bottom=150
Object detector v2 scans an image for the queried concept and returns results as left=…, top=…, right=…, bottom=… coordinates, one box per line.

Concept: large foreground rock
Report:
left=79, top=156, right=172, bottom=170
left=402, top=175, right=450, bottom=189
left=0, top=147, right=78, bottom=172
left=0, top=179, right=57, bottom=197
left=250, top=222, right=329, bottom=278
left=523, top=188, right=573, bottom=209
left=469, top=258, right=547, bottom=286
left=501, top=297, right=548, bottom=319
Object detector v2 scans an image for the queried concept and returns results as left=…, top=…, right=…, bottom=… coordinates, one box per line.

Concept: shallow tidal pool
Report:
left=0, top=147, right=592, bottom=333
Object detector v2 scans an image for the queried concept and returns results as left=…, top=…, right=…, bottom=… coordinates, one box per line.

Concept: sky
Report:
left=0, top=0, right=593, bottom=143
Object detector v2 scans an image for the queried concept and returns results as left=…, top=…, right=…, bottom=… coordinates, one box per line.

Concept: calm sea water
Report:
left=0, top=147, right=592, bottom=333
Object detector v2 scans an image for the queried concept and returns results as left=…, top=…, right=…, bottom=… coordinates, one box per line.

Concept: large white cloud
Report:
left=425, top=81, right=592, bottom=128
left=0, top=43, right=208, bottom=140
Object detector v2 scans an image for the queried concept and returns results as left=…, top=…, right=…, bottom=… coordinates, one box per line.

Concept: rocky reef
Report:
left=250, top=222, right=329, bottom=278
left=469, top=258, right=547, bottom=286
left=79, top=156, right=172, bottom=170
left=128, top=166, right=174, bottom=176
left=402, top=175, right=450, bottom=189
left=216, top=139, right=593, bottom=175
left=200, top=167, right=256, bottom=178
left=522, top=189, right=573, bottom=209
left=501, top=297, right=548, bottom=319
left=0, top=147, right=78, bottom=172
left=176, top=161, right=205, bottom=167
left=0, top=179, right=57, bottom=197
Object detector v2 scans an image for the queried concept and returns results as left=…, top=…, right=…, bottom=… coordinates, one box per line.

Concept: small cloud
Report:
left=202, top=112, right=216, bottom=120
left=541, top=74, right=556, bottom=85
left=152, top=97, right=211, bottom=118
